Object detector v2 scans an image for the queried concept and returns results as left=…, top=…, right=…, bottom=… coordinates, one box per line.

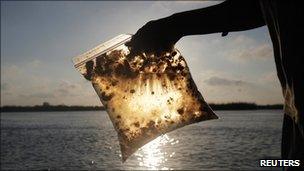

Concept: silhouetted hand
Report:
left=126, top=18, right=182, bottom=56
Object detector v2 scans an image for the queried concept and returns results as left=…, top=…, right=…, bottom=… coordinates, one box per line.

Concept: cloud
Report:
left=260, top=71, right=278, bottom=83
left=204, top=76, right=251, bottom=86
left=1, top=65, right=23, bottom=77
left=236, top=44, right=273, bottom=60
left=226, top=35, right=273, bottom=62
left=1, top=2, right=280, bottom=106
left=0, top=61, right=99, bottom=105
left=231, top=34, right=256, bottom=45
left=27, top=59, right=42, bottom=68
left=194, top=71, right=283, bottom=105
left=1, top=82, right=10, bottom=91
left=19, top=92, right=55, bottom=98
left=252, top=44, right=273, bottom=59
left=258, top=71, right=282, bottom=92
left=55, top=80, right=82, bottom=96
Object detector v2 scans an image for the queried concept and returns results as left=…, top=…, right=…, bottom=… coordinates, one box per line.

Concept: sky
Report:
left=1, top=1, right=283, bottom=106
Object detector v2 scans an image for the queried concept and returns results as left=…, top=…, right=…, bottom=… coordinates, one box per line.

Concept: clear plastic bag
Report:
left=73, top=34, right=218, bottom=162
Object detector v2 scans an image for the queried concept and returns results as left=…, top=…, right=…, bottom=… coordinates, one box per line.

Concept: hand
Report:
left=126, top=18, right=182, bottom=56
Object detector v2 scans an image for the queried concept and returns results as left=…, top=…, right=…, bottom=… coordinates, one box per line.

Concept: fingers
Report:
left=125, top=41, right=132, bottom=47
left=126, top=37, right=174, bottom=58
left=125, top=34, right=150, bottom=56
left=125, top=19, right=176, bottom=57
left=221, top=31, right=228, bottom=37
left=126, top=21, right=157, bottom=54
left=125, top=40, right=143, bottom=56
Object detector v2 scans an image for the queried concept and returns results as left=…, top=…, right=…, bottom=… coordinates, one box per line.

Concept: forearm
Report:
left=165, top=0, right=265, bottom=37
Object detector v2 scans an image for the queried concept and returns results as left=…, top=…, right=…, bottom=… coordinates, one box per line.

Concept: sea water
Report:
left=1, top=110, right=283, bottom=170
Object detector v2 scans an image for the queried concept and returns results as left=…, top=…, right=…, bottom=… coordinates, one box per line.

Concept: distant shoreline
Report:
left=0, top=103, right=283, bottom=113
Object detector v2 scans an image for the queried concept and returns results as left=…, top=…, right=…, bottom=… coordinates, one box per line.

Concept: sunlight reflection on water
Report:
left=1, top=111, right=283, bottom=170
left=134, top=134, right=179, bottom=170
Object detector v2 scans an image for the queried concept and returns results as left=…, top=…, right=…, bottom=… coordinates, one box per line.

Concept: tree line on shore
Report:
left=0, top=102, right=283, bottom=112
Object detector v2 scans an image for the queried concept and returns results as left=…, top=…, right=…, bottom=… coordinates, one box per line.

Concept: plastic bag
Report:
left=72, top=34, right=218, bottom=162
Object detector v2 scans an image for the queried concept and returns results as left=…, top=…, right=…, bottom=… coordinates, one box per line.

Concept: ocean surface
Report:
left=1, top=110, right=283, bottom=170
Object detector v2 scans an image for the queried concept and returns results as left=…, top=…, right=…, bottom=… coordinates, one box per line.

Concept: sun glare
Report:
left=135, top=134, right=179, bottom=170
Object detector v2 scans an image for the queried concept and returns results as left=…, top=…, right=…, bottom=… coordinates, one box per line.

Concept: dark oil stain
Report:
left=133, top=122, right=140, bottom=127
left=167, top=100, right=171, bottom=105
left=164, top=115, right=171, bottom=119
left=177, top=108, right=184, bottom=115
left=84, top=60, right=94, bottom=80
left=171, top=51, right=177, bottom=57
left=147, top=121, right=155, bottom=127
left=111, top=80, right=118, bottom=86
left=101, top=92, right=114, bottom=101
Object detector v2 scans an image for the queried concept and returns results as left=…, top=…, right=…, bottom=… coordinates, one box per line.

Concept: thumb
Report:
left=125, top=40, right=132, bottom=47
